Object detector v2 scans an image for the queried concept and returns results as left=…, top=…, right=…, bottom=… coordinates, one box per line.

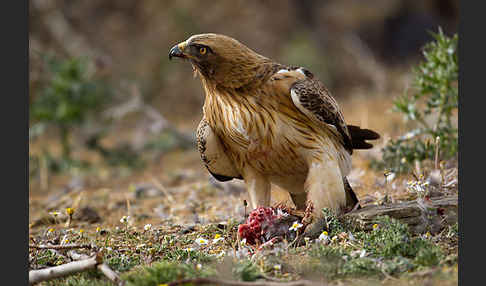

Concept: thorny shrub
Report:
left=374, top=28, right=458, bottom=173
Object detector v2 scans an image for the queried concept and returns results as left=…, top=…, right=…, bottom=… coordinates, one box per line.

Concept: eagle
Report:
left=169, top=34, right=379, bottom=235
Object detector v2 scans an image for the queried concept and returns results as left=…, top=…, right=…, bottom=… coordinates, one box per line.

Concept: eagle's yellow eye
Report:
left=199, top=47, right=207, bottom=55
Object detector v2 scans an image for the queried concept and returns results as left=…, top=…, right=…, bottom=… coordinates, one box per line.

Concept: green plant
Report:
left=124, top=261, right=216, bottom=286
left=30, top=55, right=110, bottom=166
left=306, top=216, right=443, bottom=279
left=321, top=208, right=346, bottom=236
left=360, top=216, right=442, bottom=263
left=233, top=260, right=262, bottom=281
left=360, top=216, right=412, bottom=259
left=374, top=28, right=458, bottom=173
left=105, top=253, right=141, bottom=272
left=44, top=271, right=112, bottom=286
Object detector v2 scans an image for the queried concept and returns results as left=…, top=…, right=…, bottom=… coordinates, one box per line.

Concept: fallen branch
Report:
left=29, top=253, right=102, bottom=285
left=98, top=263, right=123, bottom=285
left=29, top=244, right=92, bottom=250
left=168, top=278, right=326, bottom=286
left=344, top=195, right=458, bottom=234
left=29, top=252, right=124, bottom=285
left=68, top=251, right=125, bottom=286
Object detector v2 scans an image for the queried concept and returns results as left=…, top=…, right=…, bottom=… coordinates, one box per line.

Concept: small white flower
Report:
left=144, top=224, right=152, bottom=231
left=304, top=237, right=310, bottom=243
left=49, top=211, right=60, bottom=217
left=195, top=237, right=209, bottom=246
left=384, top=172, right=396, bottom=183
left=212, top=234, right=224, bottom=244
left=289, top=221, right=303, bottom=232
left=359, top=249, right=367, bottom=258
left=240, top=238, right=247, bottom=246
left=422, top=232, right=432, bottom=239
left=401, top=129, right=420, bottom=141
left=403, top=131, right=416, bottom=140
left=196, top=263, right=202, bottom=270
left=274, top=264, right=281, bottom=271
left=120, top=216, right=130, bottom=224
left=184, top=247, right=194, bottom=252
left=406, top=179, right=429, bottom=196
left=318, top=231, right=329, bottom=242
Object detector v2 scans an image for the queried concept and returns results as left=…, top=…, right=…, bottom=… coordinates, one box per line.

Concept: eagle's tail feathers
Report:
left=347, top=125, right=380, bottom=150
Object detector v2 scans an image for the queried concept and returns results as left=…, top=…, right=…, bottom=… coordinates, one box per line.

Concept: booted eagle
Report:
left=169, top=34, right=379, bottom=233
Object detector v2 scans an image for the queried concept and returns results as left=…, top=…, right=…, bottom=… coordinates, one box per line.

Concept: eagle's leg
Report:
left=302, top=158, right=347, bottom=238
left=243, top=167, right=271, bottom=209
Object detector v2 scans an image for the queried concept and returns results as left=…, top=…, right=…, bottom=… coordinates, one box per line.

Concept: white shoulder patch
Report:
left=290, top=89, right=310, bottom=118
left=296, top=68, right=307, bottom=76
left=276, top=69, right=290, bottom=74
left=290, top=89, right=300, bottom=107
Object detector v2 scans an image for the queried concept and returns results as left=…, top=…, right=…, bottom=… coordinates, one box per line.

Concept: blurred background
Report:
left=29, top=0, right=458, bottom=226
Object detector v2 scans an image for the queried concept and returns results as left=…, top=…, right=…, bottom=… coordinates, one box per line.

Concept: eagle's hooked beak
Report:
left=169, top=42, right=187, bottom=60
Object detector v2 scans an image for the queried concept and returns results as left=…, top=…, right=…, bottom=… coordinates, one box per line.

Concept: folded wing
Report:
left=290, top=75, right=354, bottom=154
left=196, top=118, right=242, bottom=181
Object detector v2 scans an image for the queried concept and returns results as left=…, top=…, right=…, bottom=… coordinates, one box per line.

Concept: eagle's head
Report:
left=169, top=33, right=272, bottom=89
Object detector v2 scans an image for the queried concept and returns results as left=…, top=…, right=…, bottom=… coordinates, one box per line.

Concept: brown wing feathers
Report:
left=291, top=79, right=354, bottom=153
left=290, top=76, right=380, bottom=153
